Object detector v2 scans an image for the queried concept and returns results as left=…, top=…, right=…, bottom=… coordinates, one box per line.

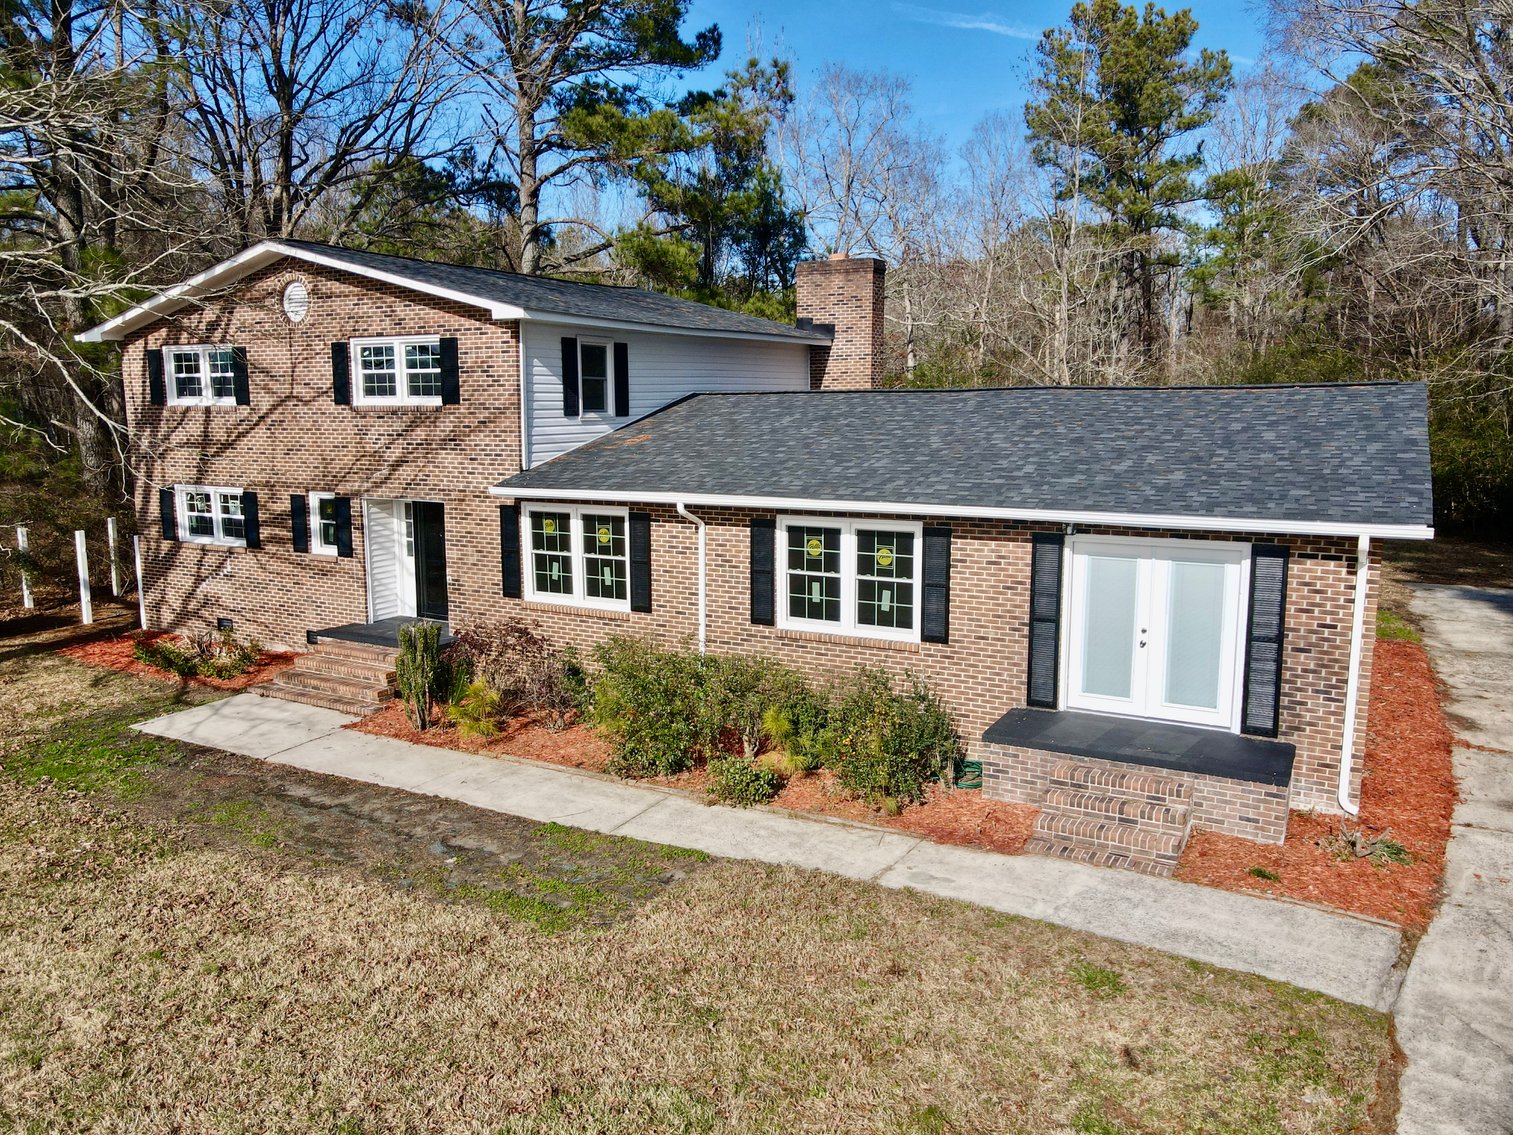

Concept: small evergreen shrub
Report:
left=707, top=754, right=783, bottom=806
left=704, top=654, right=810, bottom=760
left=449, top=680, right=503, bottom=738
left=395, top=621, right=444, bottom=730
left=822, top=668, right=962, bottom=805
left=590, top=637, right=717, bottom=778
left=759, top=687, right=830, bottom=774
left=133, top=629, right=261, bottom=680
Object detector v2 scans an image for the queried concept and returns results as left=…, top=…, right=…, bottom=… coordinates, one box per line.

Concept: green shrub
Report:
left=704, top=654, right=810, bottom=759
left=759, top=687, right=830, bottom=774
left=590, top=637, right=717, bottom=778
left=395, top=621, right=444, bottom=730
left=822, top=668, right=961, bottom=805
left=449, top=680, right=503, bottom=738
left=707, top=754, right=783, bottom=806
left=132, top=629, right=261, bottom=680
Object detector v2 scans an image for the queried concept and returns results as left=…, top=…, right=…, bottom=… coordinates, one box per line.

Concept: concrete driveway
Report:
left=1397, top=584, right=1513, bottom=1135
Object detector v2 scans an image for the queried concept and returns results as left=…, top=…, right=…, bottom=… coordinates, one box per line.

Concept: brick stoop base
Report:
left=259, top=637, right=398, bottom=716
left=1023, top=760, right=1194, bottom=877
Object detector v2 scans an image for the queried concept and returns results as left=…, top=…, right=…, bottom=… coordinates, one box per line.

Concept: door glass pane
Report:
left=1164, top=559, right=1226, bottom=710
left=1080, top=554, right=1139, bottom=700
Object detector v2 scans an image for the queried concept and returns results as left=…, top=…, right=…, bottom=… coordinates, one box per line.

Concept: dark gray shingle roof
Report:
left=281, top=240, right=829, bottom=342
left=497, top=383, right=1433, bottom=530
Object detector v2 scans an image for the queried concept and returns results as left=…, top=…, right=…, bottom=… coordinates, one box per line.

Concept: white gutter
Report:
left=1337, top=534, right=1372, bottom=816
left=488, top=484, right=1434, bottom=543
left=676, top=502, right=708, bottom=654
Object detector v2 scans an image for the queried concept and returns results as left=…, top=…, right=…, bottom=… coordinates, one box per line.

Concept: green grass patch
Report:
left=3, top=703, right=180, bottom=798
left=1376, top=609, right=1423, bottom=642
left=203, top=800, right=287, bottom=848
left=1248, top=866, right=1282, bottom=882
left=1068, top=960, right=1127, bottom=997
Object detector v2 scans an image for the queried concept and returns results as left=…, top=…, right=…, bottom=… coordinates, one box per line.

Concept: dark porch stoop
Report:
left=259, top=636, right=398, bottom=716
left=1024, top=760, right=1194, bottom=877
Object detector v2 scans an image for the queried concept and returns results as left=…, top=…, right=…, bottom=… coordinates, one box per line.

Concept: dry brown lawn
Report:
left=0, top=632, right=1394, bottom=1135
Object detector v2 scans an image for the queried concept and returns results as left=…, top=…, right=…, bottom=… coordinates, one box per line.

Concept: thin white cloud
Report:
left=892, top=2, right=1040, bottom=40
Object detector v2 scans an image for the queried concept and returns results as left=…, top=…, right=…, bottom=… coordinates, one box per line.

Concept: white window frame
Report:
left=1060, top=535, right=1251, bottom=731
left=776, top=515, right=924, bottom=644
left=577, top=337, right=619, bottom=418
left=176, top=484, right=247, bottom=547
left=521, top=504, right=632, bottom=612
left=350, top=335, right=444, bottom=407
left=309, top=492, right=339, bottom=556
left=165, top=344, right=237, bottom=406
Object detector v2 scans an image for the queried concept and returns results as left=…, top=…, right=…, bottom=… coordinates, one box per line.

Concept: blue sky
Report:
left=678, top=0, right=1268, bottom=150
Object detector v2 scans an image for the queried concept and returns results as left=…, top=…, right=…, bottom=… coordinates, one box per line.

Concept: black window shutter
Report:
left=613, top=342, right=630, bottom=418
left=334, top=496, right=353, bottom=558
left=147, top=349, right=166, bottom=405
left=241, top=491, right=261, bottom=549
left=499, top=503, right=521, bottom=598
left=629, top=510, right=652, bottom=612
left=750, top=516, right=776, bottom=625
left=331, top=342, right=351, bottom=405
left=1241, top=544, right=1290, bottom=737
left=231, top=346, right=251, bottom=405
left=439, top=337, right=460, bottom=405
left=159, top=487, right=177, bottom=541
left=290, top=494, right=309, bottom=553
left=1027, top=532, right=1065, bottom=709
left=560, top=336, right=580, bottom=417
left=921, top=525, right=952, bottom=644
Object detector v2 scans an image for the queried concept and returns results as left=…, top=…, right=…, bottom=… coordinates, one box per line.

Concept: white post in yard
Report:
left=107, top=517, right=121, bottom=596
left=74, top=529, right=93, bottom=625
left=16, top=526, right=33, bottom=609
left=132, top=535, right=146, bottom=630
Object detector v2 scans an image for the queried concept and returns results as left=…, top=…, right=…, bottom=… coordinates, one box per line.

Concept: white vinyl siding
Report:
left=523, top=323, right=809, bottom=466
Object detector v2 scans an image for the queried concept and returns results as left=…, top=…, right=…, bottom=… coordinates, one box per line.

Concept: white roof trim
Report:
left=488, top=484, right=1435, bottom=541
left=520, top=310, right=830, bottom=345
left=75, top=242, right=828, bottom=346
left=76, top=241, right=529, bottom=342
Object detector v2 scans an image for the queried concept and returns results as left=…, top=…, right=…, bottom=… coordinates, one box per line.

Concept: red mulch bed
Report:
left=352, top=702, right=1038, bottom=854
left=1176, top=639, right=1456, bottom=931
left=57, top=630, right=296, bottom=691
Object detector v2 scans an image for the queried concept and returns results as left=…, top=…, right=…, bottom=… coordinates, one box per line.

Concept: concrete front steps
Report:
left=258, top=637, right=398, bottom=716
left=1024, top=760, right=1194, bottom=877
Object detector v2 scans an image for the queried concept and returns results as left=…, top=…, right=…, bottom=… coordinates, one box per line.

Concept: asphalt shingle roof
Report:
left=496, top=383, right=1434, bottom=530
left=280, top=241, right=830, bottom=342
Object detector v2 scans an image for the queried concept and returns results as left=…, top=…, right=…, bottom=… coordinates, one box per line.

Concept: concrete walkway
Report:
left=137, top=692, right=1403, bottom=1011
left=1397, top=585, right=1513, bottom=1135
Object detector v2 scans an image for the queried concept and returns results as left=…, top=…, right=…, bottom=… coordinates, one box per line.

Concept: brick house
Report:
left=81, top=241, right=1433, bottom=870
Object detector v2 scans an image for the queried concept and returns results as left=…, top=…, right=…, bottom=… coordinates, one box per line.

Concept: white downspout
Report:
left=1337, top=533, right=1371, bottom=817
left=676, top=502, right=707, bottom=654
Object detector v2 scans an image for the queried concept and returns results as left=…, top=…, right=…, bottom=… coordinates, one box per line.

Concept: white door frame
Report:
left=1060, top=534, right=1251, bottom=731
left=363, top=498, right=417, bottom=622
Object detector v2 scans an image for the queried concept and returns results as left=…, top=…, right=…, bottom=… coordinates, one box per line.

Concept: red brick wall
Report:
left=795, top=257, right=886, bottom=390
left=485, top=507, right=1378, bottom=817
left=122, top=258, right=522, bottom=649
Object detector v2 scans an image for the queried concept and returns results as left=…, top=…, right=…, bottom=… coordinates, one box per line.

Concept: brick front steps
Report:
left=258, top=637, right=398, bottom=716
left=1024, top=760, right=1194, bottom=877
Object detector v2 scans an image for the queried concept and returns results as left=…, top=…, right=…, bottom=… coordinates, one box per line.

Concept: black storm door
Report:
left=413, top=501, right=449, bottom=623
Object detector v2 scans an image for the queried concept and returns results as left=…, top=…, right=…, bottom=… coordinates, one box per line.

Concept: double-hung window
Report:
left=309, top=492, right=339, bottom=555
left=523, top=505, right=630, bottom=610
left=777, top=517, right=921, bottom=642
left=167, top=345, right=237, bottom=405
left=351, top=337, right=443, bottom=405
left=578, top=340, right=614, bottom=415
left=178, top=485, right=247, bottom=546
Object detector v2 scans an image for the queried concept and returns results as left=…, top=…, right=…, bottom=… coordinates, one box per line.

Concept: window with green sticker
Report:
left=583, top=513, right=628, bottom=601
left=786, top=525, right=841, bottom=623
left=530, top=511, right=574, bottom=595
left=857, top=530, right=915, bottom=629
left=778, top=517, right=922, bottom=642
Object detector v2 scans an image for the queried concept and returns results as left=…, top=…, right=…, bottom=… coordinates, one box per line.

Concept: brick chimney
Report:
left=795, top=254, right=886, bottom=390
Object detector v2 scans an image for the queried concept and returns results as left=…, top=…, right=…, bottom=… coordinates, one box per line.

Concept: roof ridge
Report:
left=675, top=380, right=1422, bottom=398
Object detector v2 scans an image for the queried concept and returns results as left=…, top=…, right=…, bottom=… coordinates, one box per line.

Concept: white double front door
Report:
left=1064, top=536, right=1250, bottom=730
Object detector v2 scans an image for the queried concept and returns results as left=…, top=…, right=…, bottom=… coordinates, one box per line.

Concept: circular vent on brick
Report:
left=282, top=279, right=311, bottom=323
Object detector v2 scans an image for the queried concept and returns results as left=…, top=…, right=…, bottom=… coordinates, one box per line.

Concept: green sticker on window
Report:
left=876, top=546, right=894, bottom=569
left=597, top=525, right=611, bottom=545
left=806, top=537, right=824, bottom=559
